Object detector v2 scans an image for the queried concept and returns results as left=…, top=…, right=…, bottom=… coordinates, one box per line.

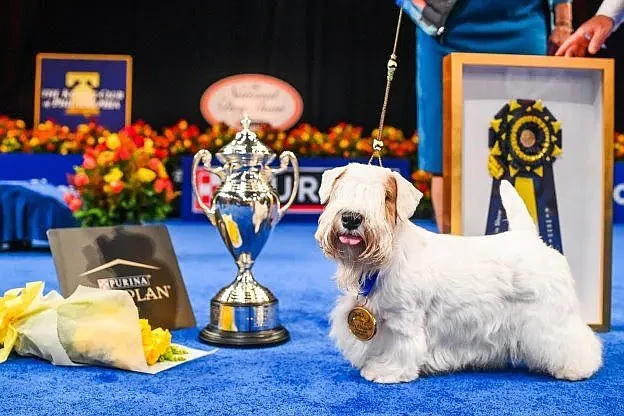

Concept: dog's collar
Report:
left=358, top=271, right=379, bottom=297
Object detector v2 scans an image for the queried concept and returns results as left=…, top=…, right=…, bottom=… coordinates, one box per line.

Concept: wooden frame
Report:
left=34, top=53, right=133, bottom=127
left=442, top=53, right=614, bottom=332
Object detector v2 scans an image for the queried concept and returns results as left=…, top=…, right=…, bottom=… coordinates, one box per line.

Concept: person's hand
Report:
left=548, top=24, right=573, bottom=55
left=556, top=15, right=614, bottom=56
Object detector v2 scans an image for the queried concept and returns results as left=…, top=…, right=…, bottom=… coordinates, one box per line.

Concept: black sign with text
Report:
left=47, top=224, right=196, bottom=329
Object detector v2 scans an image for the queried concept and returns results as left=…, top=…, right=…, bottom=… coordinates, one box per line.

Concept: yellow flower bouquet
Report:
left=0, top=282, right=187, bottom=371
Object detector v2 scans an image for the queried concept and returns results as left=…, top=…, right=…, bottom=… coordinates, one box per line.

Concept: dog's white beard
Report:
left=316, top=209, right=393, bottom=293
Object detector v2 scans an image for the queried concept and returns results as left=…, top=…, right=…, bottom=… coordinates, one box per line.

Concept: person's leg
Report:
left=416, top=28, right=446, bottom=232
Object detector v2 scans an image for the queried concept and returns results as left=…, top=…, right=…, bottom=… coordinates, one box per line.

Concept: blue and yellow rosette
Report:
left=485, top=99, right=563, bottom=253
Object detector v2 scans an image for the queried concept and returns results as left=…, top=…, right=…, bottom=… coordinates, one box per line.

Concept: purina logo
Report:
left=80, top=258, right=172, bottom=302
left=192, top=169, right=221, bottom=214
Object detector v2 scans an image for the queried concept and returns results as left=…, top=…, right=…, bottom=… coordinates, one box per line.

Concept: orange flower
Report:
left=68, top=198, right=82, bottom=212
left=97, top=151, right=115, bottom=166
left=108, top=180, right=124, bottom=194
left=73, top=172, right=89, bottom=187
left=154, top=178, right=173, bottom=194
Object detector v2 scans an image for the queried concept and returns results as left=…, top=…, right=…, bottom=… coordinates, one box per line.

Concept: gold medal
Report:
left=348, top=306, right=377, bottom=341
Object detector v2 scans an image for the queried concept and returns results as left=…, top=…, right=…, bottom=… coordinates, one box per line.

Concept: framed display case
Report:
left=443, top=53, right=614, bottom=331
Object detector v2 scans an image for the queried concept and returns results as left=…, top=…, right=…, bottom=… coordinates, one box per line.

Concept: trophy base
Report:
left=199, top=325, right=290, bottom=348
left=199, top=298, right=289, bottom=348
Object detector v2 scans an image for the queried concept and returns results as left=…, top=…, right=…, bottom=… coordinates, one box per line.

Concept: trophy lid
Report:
left=216, top=115, right=275, bottom=165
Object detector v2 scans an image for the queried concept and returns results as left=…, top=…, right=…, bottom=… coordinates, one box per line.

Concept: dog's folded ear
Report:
left=392, top=171, right=423, bottom=220
left=318, top=166, right=348, bottom=204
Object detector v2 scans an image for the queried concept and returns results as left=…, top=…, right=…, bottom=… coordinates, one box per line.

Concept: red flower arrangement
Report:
left=65, top=129, right=177, bottom=226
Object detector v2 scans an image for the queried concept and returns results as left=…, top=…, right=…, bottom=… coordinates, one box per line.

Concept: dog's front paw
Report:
left=552, top=366, right=599, bottom=382
left=360, top=365, right=418, bottom=384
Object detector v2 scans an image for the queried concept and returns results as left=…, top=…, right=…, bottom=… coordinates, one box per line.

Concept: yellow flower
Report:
left=222, top=214, right=242, bottom=248
left=97, top=151, right=115, bottom=166
left=104, top=167, right=123, bottom=183
left=144, top=138, right=154, bottom=149
left=29, top=138, right=40, bottom=147
left=0, top=282, right=45, bottom=363
left=139, top=319, right=172, bottom=365
left=137, top=167, right=157, bottom=183
left=15, top=120, right=25, bottom=129
left=106, top=134, right=121, bottom=150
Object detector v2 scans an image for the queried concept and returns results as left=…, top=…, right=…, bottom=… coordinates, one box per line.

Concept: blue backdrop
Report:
left=0, top=153, right=81, bottom=185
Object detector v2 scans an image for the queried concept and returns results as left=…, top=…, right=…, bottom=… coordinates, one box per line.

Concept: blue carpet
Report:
left=1, top=220, right=623, bottom=416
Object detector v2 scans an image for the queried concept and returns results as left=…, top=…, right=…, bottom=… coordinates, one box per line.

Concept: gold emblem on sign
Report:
left=65, top=71, right=100, bottom=117
left=347, top=306, right=377, bottom=341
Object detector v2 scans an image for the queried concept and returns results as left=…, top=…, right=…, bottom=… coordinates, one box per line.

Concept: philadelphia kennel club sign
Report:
left=47, top=224, right=195, bottom=329
left=200, top=74, right=303, bottom=130
left=34, top=53, right=132, bottom=130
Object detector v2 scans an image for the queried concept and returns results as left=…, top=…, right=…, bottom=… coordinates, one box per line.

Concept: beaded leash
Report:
left=368, top=8, right=404, bottom=168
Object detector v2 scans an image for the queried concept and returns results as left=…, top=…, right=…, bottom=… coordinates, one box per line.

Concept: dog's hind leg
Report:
left=519, top=315, right=602, bottom=381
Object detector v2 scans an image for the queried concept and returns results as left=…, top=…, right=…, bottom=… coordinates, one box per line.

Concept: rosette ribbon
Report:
left=485, top=99, right=563, bottom=253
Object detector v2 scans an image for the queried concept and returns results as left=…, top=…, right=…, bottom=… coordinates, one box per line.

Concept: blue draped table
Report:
left=0, top=181, right=78, bottom=249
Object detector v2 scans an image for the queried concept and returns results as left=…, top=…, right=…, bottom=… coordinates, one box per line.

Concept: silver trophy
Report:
left=192, top=115, right=299, bottom=347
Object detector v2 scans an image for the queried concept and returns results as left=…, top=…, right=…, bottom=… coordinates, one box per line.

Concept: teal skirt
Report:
left=416, top=0, right=550, bottom=174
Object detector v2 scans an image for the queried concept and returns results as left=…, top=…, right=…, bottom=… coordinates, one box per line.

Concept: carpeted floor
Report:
left=1, top=220, right=623, bottom=416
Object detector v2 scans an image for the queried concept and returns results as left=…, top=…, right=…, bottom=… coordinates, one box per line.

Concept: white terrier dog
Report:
left=315, top=162, right=602, bottom=384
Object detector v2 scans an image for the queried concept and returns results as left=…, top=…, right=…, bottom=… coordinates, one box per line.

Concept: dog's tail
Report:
left=499, top=180, right=537, bottom=234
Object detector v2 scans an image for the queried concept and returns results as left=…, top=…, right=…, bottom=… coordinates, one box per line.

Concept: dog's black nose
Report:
left=341, top=211, right=363, bottom=230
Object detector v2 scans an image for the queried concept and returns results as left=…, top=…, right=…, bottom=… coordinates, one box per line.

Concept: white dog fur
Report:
left=315, top=162, right=602, bottom=384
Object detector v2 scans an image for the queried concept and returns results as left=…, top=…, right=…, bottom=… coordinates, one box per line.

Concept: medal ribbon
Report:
left=358, top=271, right=379, bottom=298
left=485, top=99, right=563, bottom=253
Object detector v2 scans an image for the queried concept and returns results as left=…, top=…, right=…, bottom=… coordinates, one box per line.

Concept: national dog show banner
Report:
left=34, top=53, right=132, bottom=130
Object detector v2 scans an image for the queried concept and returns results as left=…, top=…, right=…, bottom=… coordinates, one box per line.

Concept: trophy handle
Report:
left=272, top=151, right=299, bottom=221
left=192, top=149, right=224, bottom=224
